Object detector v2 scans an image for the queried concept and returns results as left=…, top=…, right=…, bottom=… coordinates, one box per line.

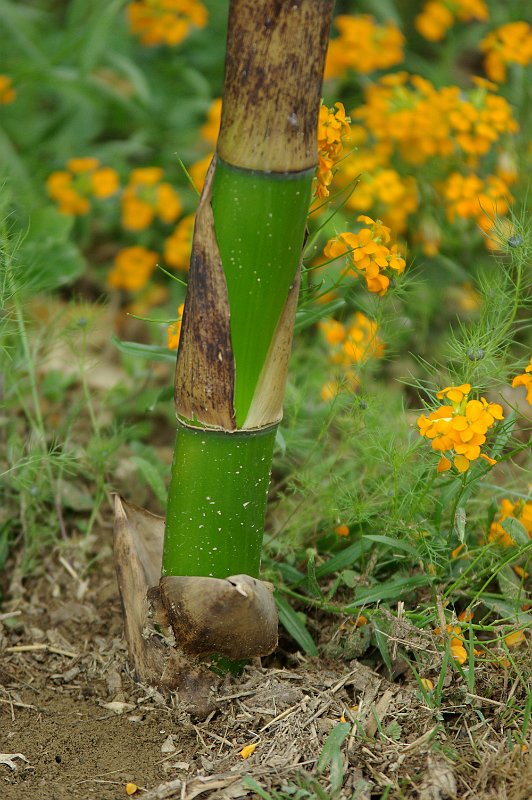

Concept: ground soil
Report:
left=1, top=523, right=531, bottom=800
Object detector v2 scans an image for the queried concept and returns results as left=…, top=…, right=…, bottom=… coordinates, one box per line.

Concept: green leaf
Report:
left=26, top=206, right=74, bottom=239
left=372, top=623, right=393, bottom=675
left=241, top=777, right=274, bottom=800
left=112, top=336, right=177, bottom=363
left=132, top=455, right=167, bottom=506
left=363, top=534, right=419, bottom=557
left=385, top=720, right=402, bottom=741
left=317, top=722, right=350, bottom=792
left=304, top=551, right=323, bottom=599
left=497, top=564, right=527, bottom=603
left=347, top=574, right=432, bottom=608
left=454, top=507, right=466, bottom=543
left=22, top=240, right=84, bottom=293
left=314, top=541, right=367, bottom=579
left=482, top=598, right=532, bottom=627
left=17, top=207, right=84, bottom=293
left=294, top=298, right=345, bottom=332
left=146, top=385, right=175, bottom=412
left=79, top=0, right=129, bottom=74
left=275, top=592, right=318, bottom=656
left=501, top=516, right=530, bottom=547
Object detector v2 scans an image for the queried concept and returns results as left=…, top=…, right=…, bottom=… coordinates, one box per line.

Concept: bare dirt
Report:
left=1, top=525, right=531, bottom=800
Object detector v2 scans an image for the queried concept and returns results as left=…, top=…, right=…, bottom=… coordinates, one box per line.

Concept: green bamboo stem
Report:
left=211, top=160, right=313, bottom=425
left=163, top=0, right=334, bottom=583
left=162, top=423, right=276, bottom=577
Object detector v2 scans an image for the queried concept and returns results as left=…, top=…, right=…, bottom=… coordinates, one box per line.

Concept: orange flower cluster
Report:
left=327, top=73, right=519, bottom=252
left=315, top=102, right=351, bottom=199
left=0, top=74, right=16, bottom=104
left=46, top=158, right=119, bottom=215
left=164, top=214, right=194, bottom=270
left=442, top=172, right=513, bottom=233
left=338, top=145, right=419, bottom=234
left=319, top=311, right=384, bottom=401
left=481, top=22, right=532, bottom=84
left=127, top=0, right=207, bottom=47
left=511, top=357, right=532, bottom=404
left=323, top=216, right=406, bottom=296
left=324, top=15, right=404, bottom=79
left=417, top=383, right=503, bottom=473
left=167, top=303, right=185, bottom=349
left=415, top=0, right=488, bottom=42
left=107, top=246, right=158, bottom=291
left=488, top=497, right=532, bottom=549
left=353, top=73, right=518, bottom=166
left=121, top=167, right=182, bottom=231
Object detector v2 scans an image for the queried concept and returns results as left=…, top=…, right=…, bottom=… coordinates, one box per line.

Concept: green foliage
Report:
left=0, top=0, right=529, bottom=710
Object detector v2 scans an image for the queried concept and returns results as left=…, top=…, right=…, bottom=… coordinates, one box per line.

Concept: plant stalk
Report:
left=163, top=0, right=334, bottom=580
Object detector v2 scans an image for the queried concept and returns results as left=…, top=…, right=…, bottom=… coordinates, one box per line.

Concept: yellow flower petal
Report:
left=240, top=742, right=259, bottom=759
left=454, top=455, right=470, bottom=473
left=451, top=644, right=468, bottom=664
left=437, top=456, right=452, bottom=473
left=504, top=630, right=525, bottom=648
left=126, top=784, right=139, bottom=796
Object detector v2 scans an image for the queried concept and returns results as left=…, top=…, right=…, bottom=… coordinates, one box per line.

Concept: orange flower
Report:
left=167, top=303, right=185, bottom=349
left=107, top=247, right=158, bottom=291
left=418, top=389, right=503, bottom=473
left=488, top=498, right=532, bottom=548
left=325, top=15, right=404, bottom=79
left=200, top=98, right=222, bottom=145
left=188, top=153, right=213, bottom=193
left=323, top=216, right=405, bottom=296
left=512, top=357, right=532, bottom=404
left=504, top=630, right=526, bottom=648
left=90, top=167, right=120, bottom=198
left=415, top=0, right=488, bottom=42
left=164, top=214, right=195, bottom=270
left=46, top=158, right=119, bottom=215
left=0, top=74, right=16, bottom=104
left=315, top=102, right=351, bottom=199
left=240, top=742, right=258, bottom=759
left=442, top=172, right=514, bottom=238
left=481, top=21, right=532, bottom=83
left=334, top=524, right=350, bottom=537
left=127, top=0, right=208, bottom=47
left=121, top=168, right=182, bottom=231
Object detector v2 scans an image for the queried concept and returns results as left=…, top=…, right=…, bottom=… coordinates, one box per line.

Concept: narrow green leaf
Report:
left=454, top=507, right=466, bottom=543
left=241, top=777, right=274, bottom=800
left=112, top=336, right=177, bottom=362
left=315, top=541, right=367, bottom=579
left=294, top=298, right=345, bottom=332
left=372, top=624, right=393, bottom=675
left=363, top=534, right=418, bottom=557
left=79, top=0, right=129, bottom=74
left=347, top=575, right=431, bottom=608
left=305, top=552, right=323, bottom=599
left=131, top=456, right=167, bottom=506
left=275, top=592, right=318, bottom=656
